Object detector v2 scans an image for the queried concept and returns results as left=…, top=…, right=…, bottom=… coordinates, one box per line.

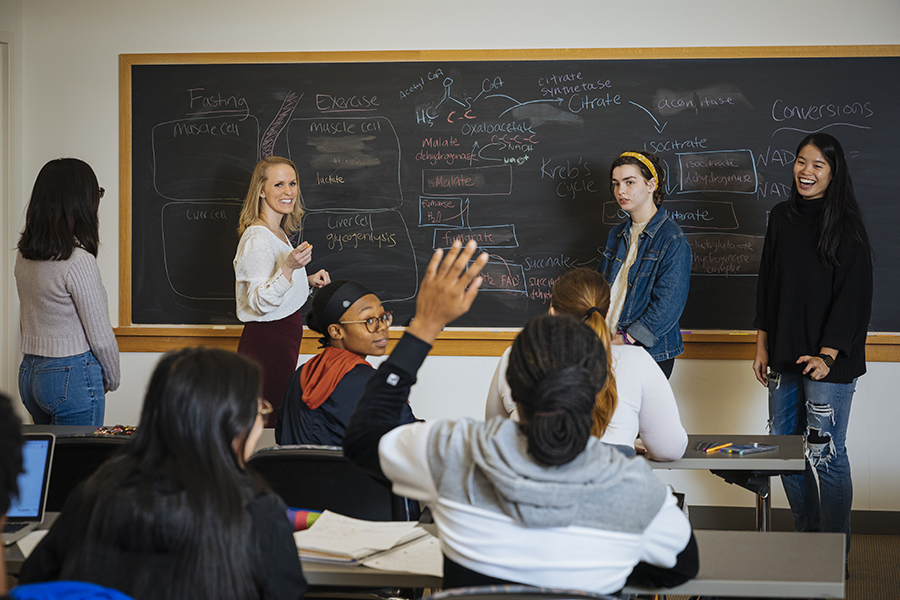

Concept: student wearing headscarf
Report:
left=276, top=281, right=416, bottom=446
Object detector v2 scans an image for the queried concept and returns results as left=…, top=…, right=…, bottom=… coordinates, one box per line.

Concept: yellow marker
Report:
left=705, top=442, right=733, bottom=453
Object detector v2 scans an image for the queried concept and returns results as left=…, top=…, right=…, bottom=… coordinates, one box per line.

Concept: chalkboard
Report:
left=123, top=48, right=900, bottom=333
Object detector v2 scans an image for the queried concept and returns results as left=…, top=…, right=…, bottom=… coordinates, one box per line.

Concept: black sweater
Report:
left=19, top=488, right=307, bottom=600
left=754, top=198, right=872, bottom=383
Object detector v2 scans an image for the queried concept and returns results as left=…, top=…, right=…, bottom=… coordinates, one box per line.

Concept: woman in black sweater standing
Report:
left=752, top=133, right=872, bottom=562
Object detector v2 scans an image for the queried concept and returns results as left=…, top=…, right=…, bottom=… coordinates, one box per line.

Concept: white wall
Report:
left=3, top=0, right=899, bottom=511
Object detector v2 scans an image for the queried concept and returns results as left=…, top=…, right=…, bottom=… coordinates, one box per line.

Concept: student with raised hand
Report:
left=344, top=241, right=698, bottom=595
left=486, top=268, right=688, bottom=461
left=234, top=156, right=330, bottom=426
left=753, top=133, right=872, bottom=562
left=16, top=158, right=120, bottom=425
left=277, top=280, right=416, bottom=445
left=19, top=348, right=307, bottom=600
left=598, top=151, right=691, bottom=379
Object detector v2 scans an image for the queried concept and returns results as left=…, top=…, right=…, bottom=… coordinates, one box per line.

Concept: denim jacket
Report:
left=597, top=206, right=692, bottom=361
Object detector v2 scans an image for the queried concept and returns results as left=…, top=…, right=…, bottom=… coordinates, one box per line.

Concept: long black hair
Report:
left=789, top=133, right=872, bottom=267
left=63, top=348, right=264, bottom=600
left=506, top=314, right=608, bottom=466
left=0, top=393, right=23, bottom=516
left=18, top=158, right=102, bottom=260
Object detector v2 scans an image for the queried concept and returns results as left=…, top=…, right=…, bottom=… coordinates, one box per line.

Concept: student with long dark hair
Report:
left=598, top=151, right=691, bottom=378
left=19, top=348, right=308, bottom=600
left=752, top=133, right=872, bottom=561
left=1, top=393, right=24, bottom=598
left=16, top=158, right=120, bottom=426
left=344, top=241, right=697, bottom=595
left=234, top=157, right=330, bottom=426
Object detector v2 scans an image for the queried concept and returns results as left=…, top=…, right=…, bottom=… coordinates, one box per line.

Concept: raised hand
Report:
left=407, top=240, right=489, bottom=344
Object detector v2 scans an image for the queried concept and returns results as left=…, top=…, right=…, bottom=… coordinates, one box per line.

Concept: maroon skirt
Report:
left=237, top=310, right=304, bottom=427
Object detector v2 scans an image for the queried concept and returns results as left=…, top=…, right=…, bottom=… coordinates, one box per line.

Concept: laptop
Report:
left=2, top=433, right=55, bottom=546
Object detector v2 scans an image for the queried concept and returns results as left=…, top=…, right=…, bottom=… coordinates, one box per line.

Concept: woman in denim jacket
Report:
left=597, top=151, right=691, bottom=378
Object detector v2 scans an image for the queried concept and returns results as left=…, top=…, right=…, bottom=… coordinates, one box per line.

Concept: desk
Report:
left=648, top=434, right=805, bottom=531
left=298, top=530, right=844, bottom=599
left=22, top=425, right=277, bottom=454
left=6, top=526, right=844, bottom=598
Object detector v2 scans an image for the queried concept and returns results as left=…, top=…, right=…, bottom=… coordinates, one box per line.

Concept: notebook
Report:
left=3, top=433, right=55, bottom=546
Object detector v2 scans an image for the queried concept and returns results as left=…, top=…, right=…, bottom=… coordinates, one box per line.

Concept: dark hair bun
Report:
left=526, top=364, right=594, bottom=465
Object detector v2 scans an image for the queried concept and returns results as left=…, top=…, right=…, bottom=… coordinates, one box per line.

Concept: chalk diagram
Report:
left=285, top=115, right=419, bottom=302
left=413, top=74, right=540, bottom=297
left=151, top=114, right=261, bottom=300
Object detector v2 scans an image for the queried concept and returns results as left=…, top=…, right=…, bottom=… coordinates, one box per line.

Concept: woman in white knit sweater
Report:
left=485, top=268, right=687, bottom=461
left=15, top=158, right=120, bottom=425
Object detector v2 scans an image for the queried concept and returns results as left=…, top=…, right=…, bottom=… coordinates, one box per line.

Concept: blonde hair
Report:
left=550, top=268, right=618, bottom=438
left=237, top=156, right=305, bottom=236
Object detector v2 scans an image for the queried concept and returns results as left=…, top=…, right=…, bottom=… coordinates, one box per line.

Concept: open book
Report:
left=293, top=511, right=442, bottom=576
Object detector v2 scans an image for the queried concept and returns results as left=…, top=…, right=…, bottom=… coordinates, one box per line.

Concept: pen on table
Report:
left=705, top=442, right=733, bottom=453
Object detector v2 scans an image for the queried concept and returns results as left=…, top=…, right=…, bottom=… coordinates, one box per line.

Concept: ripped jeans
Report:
left=768, top=371, right=856, bottom=547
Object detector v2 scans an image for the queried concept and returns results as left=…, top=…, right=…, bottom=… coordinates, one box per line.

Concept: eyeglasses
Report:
left=258, top=399, right=273, bottom=417
left=339, top=311, right=393, bottom=333
left=99, top=187, right=105, bottom=199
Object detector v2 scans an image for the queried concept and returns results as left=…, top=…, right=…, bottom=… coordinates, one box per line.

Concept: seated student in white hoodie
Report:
left=343, top=241, right=698, bottom=595
left=486, top=268, right=688, bottom=461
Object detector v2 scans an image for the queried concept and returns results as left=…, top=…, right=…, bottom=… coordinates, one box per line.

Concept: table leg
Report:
left=755, top=476, right=771, bottom=532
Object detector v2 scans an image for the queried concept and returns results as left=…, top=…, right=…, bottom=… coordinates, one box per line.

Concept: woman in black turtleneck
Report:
left=752, top=133, right=872, bottom=564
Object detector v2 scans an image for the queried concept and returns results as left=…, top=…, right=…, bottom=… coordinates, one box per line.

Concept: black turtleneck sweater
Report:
left=754, top=198, right=872, bottom=383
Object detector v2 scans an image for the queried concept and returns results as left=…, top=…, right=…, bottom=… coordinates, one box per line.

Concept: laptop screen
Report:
left=7, top=435, right=54, bottom=520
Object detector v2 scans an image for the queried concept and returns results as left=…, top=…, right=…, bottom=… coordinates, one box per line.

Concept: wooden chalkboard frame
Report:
left=117, top=45, right=900, bottom=360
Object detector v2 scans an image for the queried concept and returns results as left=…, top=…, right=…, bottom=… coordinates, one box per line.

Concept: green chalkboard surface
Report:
left=123, top=48, right=900, bottom=331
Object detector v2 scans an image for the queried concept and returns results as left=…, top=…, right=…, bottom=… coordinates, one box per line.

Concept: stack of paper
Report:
left=293, top=510, right=443, bottom=577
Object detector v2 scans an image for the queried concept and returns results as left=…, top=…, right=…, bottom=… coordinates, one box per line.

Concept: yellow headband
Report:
left=619, top=152, right=659, bottom=184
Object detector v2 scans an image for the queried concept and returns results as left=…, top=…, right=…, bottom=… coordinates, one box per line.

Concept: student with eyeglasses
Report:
left=276, top=280, right=416, bottom=446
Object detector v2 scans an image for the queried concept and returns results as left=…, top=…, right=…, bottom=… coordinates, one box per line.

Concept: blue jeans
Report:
left=19, top=351, right=106, bottom=426
left=768, top=370, right=855, bottom=549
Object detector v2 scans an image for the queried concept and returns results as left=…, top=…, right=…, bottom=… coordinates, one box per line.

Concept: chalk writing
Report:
left=433, top=225, right=518, bottom=250
left=326, top=231, right=397, bottom=251
left=478, top=260, right=528, bottom=294
left=678, top=150, right=758, bottom=194
left=540, top=157, right=597, bottom=199
left=316, top=94, right=379, bottom=113
left=687, top=233, right=764, bottom=276
left=422, top=165, right=512, bottom=196
left=187, top=88, right=250, bottom=120
left=418, top=196, right=468, bottom=227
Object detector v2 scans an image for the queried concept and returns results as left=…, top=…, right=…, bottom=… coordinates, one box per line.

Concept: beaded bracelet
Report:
left=618, top=330, right=633, bottom=345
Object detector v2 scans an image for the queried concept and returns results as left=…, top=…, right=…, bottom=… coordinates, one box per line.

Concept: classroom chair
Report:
left=429, top=585, right=620, bottom=600
left=247, top=445, right=415, bottom=521
left=46, top=435, right=129, bottom=512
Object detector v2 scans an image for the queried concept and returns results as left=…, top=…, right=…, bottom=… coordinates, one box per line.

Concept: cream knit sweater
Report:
left=15, top=248, right=120, bottom=391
